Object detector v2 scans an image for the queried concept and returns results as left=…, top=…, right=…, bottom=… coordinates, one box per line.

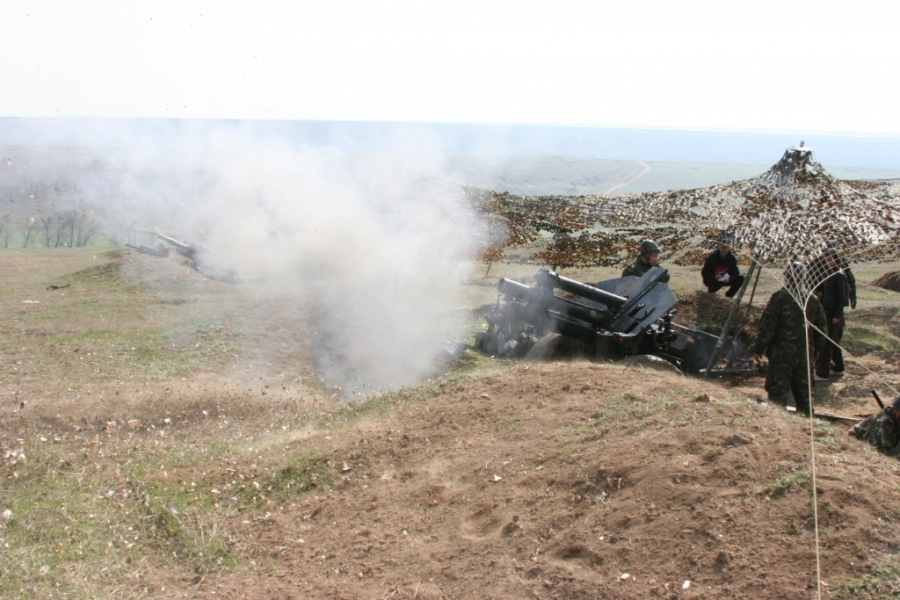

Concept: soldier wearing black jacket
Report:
left=701, top=240, right=745, bottom=298
left=814, top=248, right=850, bottom=381
left=811, top=242, right=858, bottom=309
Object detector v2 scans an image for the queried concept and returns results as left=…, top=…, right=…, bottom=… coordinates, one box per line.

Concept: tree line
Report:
left=0, top=209, right=103, bottom=249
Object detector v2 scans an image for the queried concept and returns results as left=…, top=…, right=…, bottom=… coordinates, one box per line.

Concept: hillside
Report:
left=469, top=146, right=900, bottom=271
left=1, top=249, right=899, bottom=599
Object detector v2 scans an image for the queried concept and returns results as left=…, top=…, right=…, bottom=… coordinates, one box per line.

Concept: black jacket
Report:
left=701, top=250, right=740, bottom=287
left=818, top=271, right=849, bottom=318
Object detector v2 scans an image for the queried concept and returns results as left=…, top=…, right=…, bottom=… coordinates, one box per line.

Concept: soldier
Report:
left=811, top=243, right=857, bottom=309
left=622, top=239, right=669, bottom=283
left=813, top=248, right=849, bottom=381
left=842, top=256, right=858, bottom=310
left=751, top=262, right=827, bottom=416
left=701, top=238, right=745, bottom=298
left=849, top=396, right=900, bottom=457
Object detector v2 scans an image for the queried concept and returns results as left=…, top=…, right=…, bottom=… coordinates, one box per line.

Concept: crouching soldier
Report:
left=701, top=238, right=745, bottom=298
left=751, top=262, right=827, bottom=416
left=849, top=396, right=900, bottom=457
left=623, top=239, right=669, bottom=283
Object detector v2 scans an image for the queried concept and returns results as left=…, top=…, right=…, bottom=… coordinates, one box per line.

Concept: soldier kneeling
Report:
left=850, top=396, right=900, bottom=457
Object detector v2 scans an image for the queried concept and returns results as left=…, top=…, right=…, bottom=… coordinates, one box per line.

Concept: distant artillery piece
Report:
left=154, top=232, right=242, bottom=283
left=125, top=243, right=170, bottom=258
left=124, top=221, right=246, bottom=283
left=156, top=232, right=207, bottom=262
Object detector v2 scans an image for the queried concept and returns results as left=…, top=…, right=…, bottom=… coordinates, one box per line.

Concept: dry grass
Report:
left=2, top=248, right=900, bottom=598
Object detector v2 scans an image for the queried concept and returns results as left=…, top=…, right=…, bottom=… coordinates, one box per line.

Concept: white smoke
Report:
left=12, top=120, right=491, bottom=397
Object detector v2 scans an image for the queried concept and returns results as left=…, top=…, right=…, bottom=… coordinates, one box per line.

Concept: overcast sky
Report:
left=3, top=1, right=898, bottom=135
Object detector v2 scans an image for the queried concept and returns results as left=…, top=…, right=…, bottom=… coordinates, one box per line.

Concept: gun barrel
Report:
left=498, top=278, right=610, bottom=328
left=534, top=269, right=627, bottom=309
left=157, top=233, right=190, bottom=249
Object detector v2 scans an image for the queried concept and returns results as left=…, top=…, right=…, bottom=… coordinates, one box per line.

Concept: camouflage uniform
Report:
left=849, top=407, right=900, bottom=457
left=751, top=288, right=827, bottom=415
left=844, top=265, right=857, bottom=309
left=622, top=259, right=670, bottom=283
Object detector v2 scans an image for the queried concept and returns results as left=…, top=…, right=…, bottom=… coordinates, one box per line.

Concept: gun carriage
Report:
left=476, top=266, right=753, bottom=375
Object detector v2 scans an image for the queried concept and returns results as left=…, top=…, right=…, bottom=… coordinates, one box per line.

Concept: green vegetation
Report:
left=0, top=425, right=340, bottom=597
left=834, top=555, right=900, bottom=599
left=589, top=391, right=667, bottom=425
left=759, top=470, right=811, bottom=497
left=842, top=325, right=900, bottom=354
left=129, top=320, right=243, bottom=379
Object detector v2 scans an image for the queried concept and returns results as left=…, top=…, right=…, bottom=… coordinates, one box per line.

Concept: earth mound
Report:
left=871, top=271, right=900, bottom=293
left=193, top=362, right=897, bottom=600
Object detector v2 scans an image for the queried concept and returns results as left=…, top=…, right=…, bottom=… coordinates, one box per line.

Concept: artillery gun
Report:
left=475, top=266, right=753, bottom=375
left=124, top=222, right=245, bottom=283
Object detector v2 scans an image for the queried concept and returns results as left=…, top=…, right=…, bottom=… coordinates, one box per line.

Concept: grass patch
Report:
left=834, top=555, right=900, bottom=599
left=758, top=470, right=811, bottom=497
left=842, top=325, right=900, bottom=354
left=0, top=438, right=178, bottom=598
left=130, top=319, right=243, bottom=379
left=589, top=391, right=664, bottom=425
left=0, top=422, right=342, bottom=597
left=190, top=451, right=337, bottom=510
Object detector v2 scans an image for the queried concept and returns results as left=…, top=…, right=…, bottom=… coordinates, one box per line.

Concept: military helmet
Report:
left=784, top=261, right=806, bottom=282
left=639, top=239, right=660, bottom=255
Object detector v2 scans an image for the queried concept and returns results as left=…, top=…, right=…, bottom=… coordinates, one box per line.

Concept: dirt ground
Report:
left=2, top=250, right=900, bottom=599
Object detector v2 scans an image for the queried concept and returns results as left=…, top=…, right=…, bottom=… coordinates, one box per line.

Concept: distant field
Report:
left=612, top=162, right=769, bottom=194
left=447, top=156, right=900, bottom=196
left=444, top=156, right=645, bottom=195
left=827, top=166, right=900, bottom=181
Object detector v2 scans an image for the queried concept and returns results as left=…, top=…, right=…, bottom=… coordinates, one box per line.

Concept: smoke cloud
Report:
left=7, top=120, right=491, bottom=397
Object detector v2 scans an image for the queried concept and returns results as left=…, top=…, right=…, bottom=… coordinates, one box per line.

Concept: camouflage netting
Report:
left=470, top=145, right=900, bottom=294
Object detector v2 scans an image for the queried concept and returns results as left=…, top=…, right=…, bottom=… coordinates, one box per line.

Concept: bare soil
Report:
left=2, top=249, right=899, bottom=599
left=198, top=361, right=899, bottom=600
left=872, top=271, right=900, bottom=293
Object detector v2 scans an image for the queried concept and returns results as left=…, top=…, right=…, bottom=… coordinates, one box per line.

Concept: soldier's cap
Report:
left=892, top=396, right=900, bottom=411
left=718, top=238, right=732, bottom=248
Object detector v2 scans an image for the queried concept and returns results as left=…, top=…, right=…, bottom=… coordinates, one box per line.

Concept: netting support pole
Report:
left=703, top=261, right=757, bottom=379
left=747, top=263, right=763, bottom=307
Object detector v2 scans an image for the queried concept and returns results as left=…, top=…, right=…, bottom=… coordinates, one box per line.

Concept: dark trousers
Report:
left=705, top=275, right=745, bottom=298
left=816, top=313, right=845, bottom=377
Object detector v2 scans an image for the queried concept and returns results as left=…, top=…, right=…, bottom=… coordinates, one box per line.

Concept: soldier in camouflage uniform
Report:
left=751, top=262, right=827, bottom=416
left=849, top=396, right=900, bottom=457
left=622, top=239, right=670, bottom=283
